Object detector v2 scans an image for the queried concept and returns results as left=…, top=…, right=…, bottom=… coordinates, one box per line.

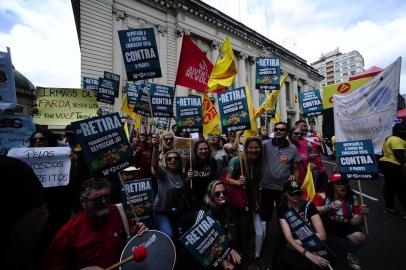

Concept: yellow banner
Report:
left=322, top=77, right=372, bottom=109
left=34, top=87, right=98, bottom=125
left=202, top=94, right=221, bottom=135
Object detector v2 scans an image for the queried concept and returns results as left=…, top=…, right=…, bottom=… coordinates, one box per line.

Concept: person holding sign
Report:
left=313, top=173, right=368, bottom=270
left=195, top=180, right=242, bottom=269
left=277, top=180, right=330, bottom=270
left=151, top=135, right=187, bottom=239
left=44, top=178, right=148, bottom=270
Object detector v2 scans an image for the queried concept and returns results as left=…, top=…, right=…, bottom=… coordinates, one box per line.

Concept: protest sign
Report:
left=176, top=96, right=203, bottom=133
left=180, top=213, right=231, bottom=268
left=336, top=140, right=378, bottom=180
left=97, top=78, right=116, bottom=104
left=150, top=83, right=174, bottom=118
left=299, top=90, right=323, bottom=117
left=7, top=147, right=71, bottom=188
left=282, top=207, right=334, bottom=260
left=124, top=81, right=142, bottom=105
left=255, top=57, right=281, bottom=91
left=118, top=28, right=162, bottom=81
left=0, top=114, right=35, bottom=155
left=35, top=87, right=98, bottom=125
left=134, top=87, right=151, bottom=117
left=218, top=86, right=250, bottom=133
left=71, top=113, right=132, bottom=177
left=104, top=71, right=120, bottom=97
left=0, top=47, right=16, bottom=110
left=121, top=178, right=153, bottom=221
left=83, top=77, right=99, bottom=93
left=155, top=117, right=170, bottom=130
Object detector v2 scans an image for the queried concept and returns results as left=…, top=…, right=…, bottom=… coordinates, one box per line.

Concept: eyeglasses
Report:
left=274, top=128, right=287, bottom=132
left=215, top=190, right=227, bottom=197
left=83, top=194, right=110, bottom=203
left=164, top=137, right=174, bottom=142
left=166, top=156, right=179, bottom=161
left=33, top=136, right=47, bottom=142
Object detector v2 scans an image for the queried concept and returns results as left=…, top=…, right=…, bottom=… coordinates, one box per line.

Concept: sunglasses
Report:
left=33, top=137, right=47, bottom=142
left=215, top=190, right=227, bottom=197
left=274, top=128, right=287, bottom=132
left=83, top=194, right=110, bottom=203
left=335, top=181, right=349, bottom=186
left=166, top=156, right=179, bottom=161
left=288, top=192, right=302, bottom=196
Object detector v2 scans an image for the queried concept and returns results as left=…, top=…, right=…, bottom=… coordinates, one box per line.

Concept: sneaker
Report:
left=384, top=208, right=400, bottom=215
left=347, top=253, right=362, bottom=270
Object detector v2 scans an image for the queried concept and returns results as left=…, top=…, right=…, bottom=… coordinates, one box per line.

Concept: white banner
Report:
left=0, top=47, right=17, bottom=110
left=7, top=147, right=72, bottom=188
left=334, top=57, right=401, bottom=154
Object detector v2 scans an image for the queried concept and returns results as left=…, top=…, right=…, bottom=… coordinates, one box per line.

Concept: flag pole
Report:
left=357, top=180, right=369, bottom=234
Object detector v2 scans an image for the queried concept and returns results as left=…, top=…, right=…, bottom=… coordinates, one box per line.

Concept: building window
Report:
left=285, top=81, right=291, bottom=106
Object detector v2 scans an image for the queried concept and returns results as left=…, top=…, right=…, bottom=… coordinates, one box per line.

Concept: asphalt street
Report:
left=256, top=156, right=406, bottom=270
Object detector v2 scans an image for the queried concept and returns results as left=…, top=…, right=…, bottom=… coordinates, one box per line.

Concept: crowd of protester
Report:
left=5, top=119, right=380, bottom=270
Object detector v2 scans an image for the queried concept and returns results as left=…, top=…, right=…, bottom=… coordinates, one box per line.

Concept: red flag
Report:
left=175, top=35, right=213, bottom=92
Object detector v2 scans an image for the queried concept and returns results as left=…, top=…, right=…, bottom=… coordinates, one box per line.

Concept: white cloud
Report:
left=203, top=0, right=406, bottom=93
left=0, top=0, right=80, bottom=88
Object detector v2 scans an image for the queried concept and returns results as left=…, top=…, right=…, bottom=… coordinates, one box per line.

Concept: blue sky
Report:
left=0, top=0, right=405, bottom=93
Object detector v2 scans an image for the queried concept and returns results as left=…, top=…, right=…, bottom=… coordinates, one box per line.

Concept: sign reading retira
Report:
left=336, top=139, right=378, bottom=180
left=118, top=28, right=162, bottom=81
left=71, top=113, right=132, bottom=178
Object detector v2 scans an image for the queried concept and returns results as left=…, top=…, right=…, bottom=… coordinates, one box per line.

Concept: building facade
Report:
left=71, top=0, right=323, bottom=128
left=311, top=48, right=364, bottom=87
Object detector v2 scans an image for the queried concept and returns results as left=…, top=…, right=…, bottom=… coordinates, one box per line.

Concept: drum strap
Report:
left=115, top=203, right=131, bottom=240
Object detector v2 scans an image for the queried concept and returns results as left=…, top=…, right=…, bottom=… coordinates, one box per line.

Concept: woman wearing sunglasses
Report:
left=313, top=173, right=369, bottom=270
left=195, top=180, right=242, bottom=269
left=151, top=135, right=186, bottom=239
left=277, top=180, right=330, bottom=270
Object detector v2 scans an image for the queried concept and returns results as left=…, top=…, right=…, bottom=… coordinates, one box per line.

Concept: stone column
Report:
left=237, top=52, right=247, bottom=87
left=112, top=9, right=125, bottom=113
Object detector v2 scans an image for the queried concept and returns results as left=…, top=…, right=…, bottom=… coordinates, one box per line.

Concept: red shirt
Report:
left=43, top=205, right=127, bottom=270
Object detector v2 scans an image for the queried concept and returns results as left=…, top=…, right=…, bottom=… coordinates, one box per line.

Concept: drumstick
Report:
left=105, top=246, right=147, bottom=270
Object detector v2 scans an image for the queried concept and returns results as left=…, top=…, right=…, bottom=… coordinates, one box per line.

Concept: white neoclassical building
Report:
left=71, top=0, right=323, bottom=128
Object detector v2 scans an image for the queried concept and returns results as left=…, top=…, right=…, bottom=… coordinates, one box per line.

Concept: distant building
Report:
left=311, top=48, right=364, bottom=87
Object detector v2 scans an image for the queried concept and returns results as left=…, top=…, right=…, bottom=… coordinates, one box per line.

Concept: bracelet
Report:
left=302, top=249, right=308, bottom=256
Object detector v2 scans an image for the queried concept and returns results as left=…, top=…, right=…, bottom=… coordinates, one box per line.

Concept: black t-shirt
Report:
left=185, top=158, right=218, bottom=204
left=277, top=200, right=318, bottom=237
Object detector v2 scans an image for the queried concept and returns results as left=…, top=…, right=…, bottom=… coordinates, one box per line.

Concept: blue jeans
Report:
left=154, top=212, right=173, bottom=239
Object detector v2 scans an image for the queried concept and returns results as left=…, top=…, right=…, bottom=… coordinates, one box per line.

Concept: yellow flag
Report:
left=121, top=94, right=141, bottom=130
left=207, top=36, right=237, bottom=92
left=242, top=84, right=258, bottom=142
left=302, top=164, right=316, bottom=201
left=271, top=112, right=281, bottom=124
left=254, top=73, right=288, bottom=118
left=123, top=122, right=130, bottom=140
left=202, top=94, right=221, bottom=135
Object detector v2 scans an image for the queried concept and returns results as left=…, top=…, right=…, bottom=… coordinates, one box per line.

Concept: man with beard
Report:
left=43, top=178, right=148, bottom=270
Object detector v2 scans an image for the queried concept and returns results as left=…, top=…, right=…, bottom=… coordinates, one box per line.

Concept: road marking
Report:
left=351, top=189, right=379, bottom=202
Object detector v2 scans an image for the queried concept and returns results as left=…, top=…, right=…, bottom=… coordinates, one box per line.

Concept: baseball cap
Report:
left=122, top=166, right=140, bottom=172
left=283, top=180, right=302, bottom=194
left=330, top=173, right=342, bottom=183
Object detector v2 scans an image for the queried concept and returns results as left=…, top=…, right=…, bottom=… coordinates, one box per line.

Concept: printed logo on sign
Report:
left=337, top=83, right=351, bottom=94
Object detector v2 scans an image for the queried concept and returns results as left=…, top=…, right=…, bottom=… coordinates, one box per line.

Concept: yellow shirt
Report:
left=380, top=136, right=406, bottom=165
